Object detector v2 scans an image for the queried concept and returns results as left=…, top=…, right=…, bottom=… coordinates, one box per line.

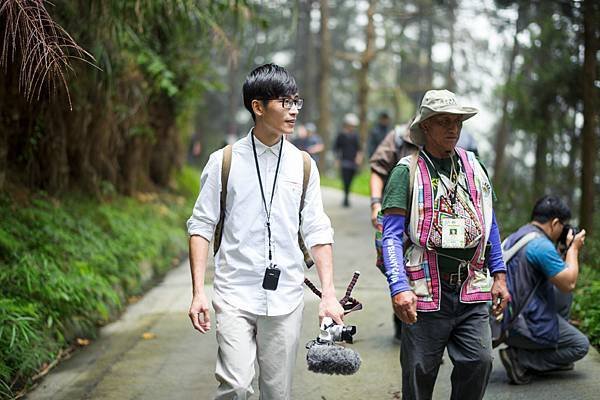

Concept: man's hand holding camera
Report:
left=319, top=292, right=345, bottom=325
left=392, top=290, right=418, bottom=324
left=566, top=227, right=586, bottom=254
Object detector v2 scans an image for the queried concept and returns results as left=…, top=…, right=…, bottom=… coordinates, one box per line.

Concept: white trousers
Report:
left=212, top=295, right=304, bottom=400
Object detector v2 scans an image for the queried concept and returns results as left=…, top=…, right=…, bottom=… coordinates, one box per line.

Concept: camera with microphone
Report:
left=304, top=271, right=363, bottom=375
left=317, top=318, right=357, bottom=344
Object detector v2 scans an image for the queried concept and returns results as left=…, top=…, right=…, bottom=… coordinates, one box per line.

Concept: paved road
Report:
left=28, top=188, right=600, bottom=399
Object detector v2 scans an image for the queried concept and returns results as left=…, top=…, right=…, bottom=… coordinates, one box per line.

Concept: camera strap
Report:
left=251, top=132, right=283, bottom=265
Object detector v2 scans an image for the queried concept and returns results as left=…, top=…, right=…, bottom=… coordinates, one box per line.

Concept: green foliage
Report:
left=0, top=298, right=58, bottom=399
left=572, top=237, right=600, bottom=348
left=1, top=0, right=253, bottom=194
left=0, top=182, right=193, bottom=397
left=320, top=168, right=370, bottom=197
left=175, top=165, right=202, bottom=203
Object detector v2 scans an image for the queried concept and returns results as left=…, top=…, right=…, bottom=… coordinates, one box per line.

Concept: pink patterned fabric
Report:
left=408, top=148, right=493, bottom=311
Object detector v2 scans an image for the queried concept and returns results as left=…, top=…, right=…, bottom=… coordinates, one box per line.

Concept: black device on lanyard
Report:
left=262, top=266, right=281, bottom=291
left=251, top=132, right=284, bottom=291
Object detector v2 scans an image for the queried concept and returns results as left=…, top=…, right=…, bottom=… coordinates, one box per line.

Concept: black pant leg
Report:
left=400, top=308, right=453, bottom=400
left=341, top=167, right=355, bottom=198
left=446, top=303, right=493, bottom=400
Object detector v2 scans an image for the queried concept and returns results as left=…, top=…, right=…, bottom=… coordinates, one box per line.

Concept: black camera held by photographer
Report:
left=558, top=224, right=580, bottom=253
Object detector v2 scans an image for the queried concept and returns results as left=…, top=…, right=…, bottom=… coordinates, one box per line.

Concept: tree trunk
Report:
left=226, top=17, right=240, bottom=141
left=580, top=0, right=599, bottom=234
left=446, top=0, right=456, bottom=91
left=0, top=127, right=6, bottom=191
left=317, top=0, right=332, bottom=171
left=306, top=8, right=319, bottom=124
left=0, top=73, right=7, bottom=191
left=492, top=32, right=519, bottom=185
left=533, top=129, right=548, bottom=199
left=295, top=0, right=314, bottom=122
left=357, top=0, right=377, bottom=145
left=566, top=110, right=579, bottom=209
left=424, top=2, right=434, bottom=89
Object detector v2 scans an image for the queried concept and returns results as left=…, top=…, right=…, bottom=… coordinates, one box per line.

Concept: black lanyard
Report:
left=251, top=132, right=284, bottom=264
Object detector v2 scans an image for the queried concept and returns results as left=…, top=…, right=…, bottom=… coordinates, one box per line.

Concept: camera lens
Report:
left=341, top=325, right=357, bottom=344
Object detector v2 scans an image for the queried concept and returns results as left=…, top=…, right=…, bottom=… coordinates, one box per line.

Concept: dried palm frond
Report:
left=0, top=0, right=96, bottom=109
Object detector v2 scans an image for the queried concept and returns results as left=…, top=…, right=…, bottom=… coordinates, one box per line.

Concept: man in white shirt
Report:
left=187, top=63, right=345, bottom=400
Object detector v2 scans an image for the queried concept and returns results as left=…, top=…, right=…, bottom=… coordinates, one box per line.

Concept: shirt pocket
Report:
left=279, top=179, right=302, bottom=210
left=405, top=246, right=430, bottom=297
left=406, top=266, right=430, bottom=297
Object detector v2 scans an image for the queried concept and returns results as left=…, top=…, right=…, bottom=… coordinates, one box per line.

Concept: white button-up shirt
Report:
left=187, top=131, right=334, bottom=316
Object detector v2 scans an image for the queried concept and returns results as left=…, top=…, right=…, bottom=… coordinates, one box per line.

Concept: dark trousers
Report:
left=401, top=283, right=493, bottom=400
left=506, top=288, right=589, bottom=372
left=340, top=167, right=355, bottom=204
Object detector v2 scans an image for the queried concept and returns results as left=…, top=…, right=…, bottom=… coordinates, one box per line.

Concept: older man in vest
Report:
left=381, top=90, right=510, bottom=399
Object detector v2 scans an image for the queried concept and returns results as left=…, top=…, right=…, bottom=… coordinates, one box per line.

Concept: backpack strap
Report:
left=492, top=230, right=543, bottom=347
left=298, top=151, right=315, bottom=268
left=213, top=144, right=232, bottom=256
left=408, top=150, right=419, bottom=197
left=501, top=231, right=540, bottom=264
left=403, top=149, right=420, bottom=225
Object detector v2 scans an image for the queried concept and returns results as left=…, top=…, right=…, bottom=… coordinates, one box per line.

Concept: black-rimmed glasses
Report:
left=274, top=98, right=304, bottom=110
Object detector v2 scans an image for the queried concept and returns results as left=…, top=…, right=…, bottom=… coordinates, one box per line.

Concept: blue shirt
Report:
left=525, top=236, right=566, bottom=278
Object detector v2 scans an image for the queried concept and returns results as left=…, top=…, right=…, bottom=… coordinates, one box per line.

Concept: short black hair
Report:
left=531, top=195, right=571, bottom=224
left=379, top=112, right=390, bottom=120
left=242, top=64, right=298, bottom=122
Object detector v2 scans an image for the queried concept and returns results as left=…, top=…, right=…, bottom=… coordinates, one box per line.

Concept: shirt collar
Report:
left=246, top=128, right=283, bottom=156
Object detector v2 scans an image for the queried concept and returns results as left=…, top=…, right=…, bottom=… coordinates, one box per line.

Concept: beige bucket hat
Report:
left=409, top=89, right=478, bottom=146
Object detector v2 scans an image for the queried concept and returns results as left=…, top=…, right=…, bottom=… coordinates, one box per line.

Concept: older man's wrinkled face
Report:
left=421, top=113, right=463, bottom=155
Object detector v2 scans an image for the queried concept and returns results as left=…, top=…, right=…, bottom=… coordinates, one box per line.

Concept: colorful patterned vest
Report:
left=400, top=147, right=495, bottom=311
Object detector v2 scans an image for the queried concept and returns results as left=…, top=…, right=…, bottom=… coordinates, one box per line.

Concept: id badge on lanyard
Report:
left=441, top=218, right=466, bottom=248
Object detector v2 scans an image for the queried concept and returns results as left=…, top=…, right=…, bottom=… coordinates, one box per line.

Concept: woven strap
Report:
left=304, top=276, right=363, bottom=314
left=213, top=144, right=232, bottom=256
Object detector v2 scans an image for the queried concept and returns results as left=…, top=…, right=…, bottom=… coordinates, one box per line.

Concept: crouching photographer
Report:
left=498, top=195, right=589, bottom=385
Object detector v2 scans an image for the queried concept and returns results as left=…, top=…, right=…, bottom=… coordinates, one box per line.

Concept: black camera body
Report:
left=317, top=317, right=357, bottom=344
left=558, top=224, right=580, bottom=247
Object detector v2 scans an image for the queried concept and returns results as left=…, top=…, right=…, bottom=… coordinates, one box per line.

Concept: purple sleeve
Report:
left=488, top=212, right=506, bottom=274
left=382, top=214, right=412, bottom=296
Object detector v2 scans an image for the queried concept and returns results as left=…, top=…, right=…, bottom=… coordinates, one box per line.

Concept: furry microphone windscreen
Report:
left=306, top=343, right=361, bottom=375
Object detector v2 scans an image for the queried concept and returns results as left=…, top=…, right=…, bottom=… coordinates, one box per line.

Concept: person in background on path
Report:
left=381, top=89, right=510, bottom=400
left=303, top=122, right=324, bottom=163
left=187, top=63, right=344, bottom=400
left=187, top=131, right=203, bottom=167
left=291, top=122, right=324, bottom=163
left=456, top=128, right=478, bottom=156
left=334, top=113, right=363, bottom=207
left=369, top=121, right=418, bottom=343
left=498, top=195, right=589, bottom=385
left=367, top=111, right=392, bottom=158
